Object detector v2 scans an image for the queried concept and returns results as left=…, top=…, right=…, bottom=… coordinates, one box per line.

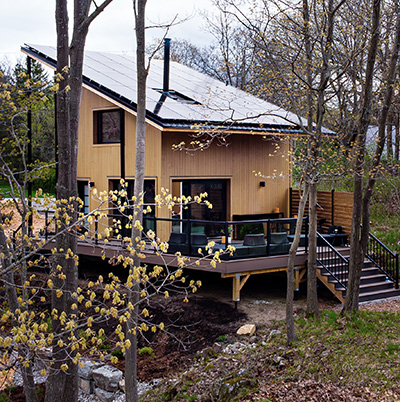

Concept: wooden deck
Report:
left=64, top=240, right=310, bottom=303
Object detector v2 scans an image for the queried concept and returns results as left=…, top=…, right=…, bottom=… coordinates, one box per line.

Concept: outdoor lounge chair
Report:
left=167, top=232, right=210, bottom=256
left=268, top=232, right=292, bottom=255
left=168, top=232, right=189, bottom=255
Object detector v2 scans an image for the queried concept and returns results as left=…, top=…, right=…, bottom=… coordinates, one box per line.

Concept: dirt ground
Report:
left=129, top=269, right=342, bottom=381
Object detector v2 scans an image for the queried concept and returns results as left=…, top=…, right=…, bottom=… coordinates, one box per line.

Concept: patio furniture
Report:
left=167, top=232, right=209, bottom=256
left=243, top=234, right=267, bottom=256
left=269, top=232, right=292, bottom=255
left=168, top=232, right=188, bottom=255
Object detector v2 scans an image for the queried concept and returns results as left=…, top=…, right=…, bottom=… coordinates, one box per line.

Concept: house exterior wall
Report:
left=160, top=132, right=290, bottom=218
left=77, top=88, right=163, bottom=235
left=77, top=87, right=291, bottom=240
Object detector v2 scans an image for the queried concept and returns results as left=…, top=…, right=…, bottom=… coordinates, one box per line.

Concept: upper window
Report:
left=94, top=109, right=123, bottom=144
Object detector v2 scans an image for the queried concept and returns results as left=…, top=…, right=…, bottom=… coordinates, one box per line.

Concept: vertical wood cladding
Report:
left=161, top=132, right=290, bottom=219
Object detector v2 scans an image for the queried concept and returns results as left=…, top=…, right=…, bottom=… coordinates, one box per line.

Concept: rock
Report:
left=93, top=365, right=123, bottom=392
left=222, top=342, right=245, bottom=355
left=272, top=355, right=285, bottom=366
left=216, top=376, right=258, bottom=402
left=249, top=336, right=257, bottom=343
left=236, top=324, right=256, bottom=336
left=78, top=361, right=103, bottom=380
left=79, top=377, right=94, bottom=395
left=321, top=350, right=330, bottom=358
left=267, top=329, right=281, bottom=340
left=94, top=388, right=117, bottom=402
left=119, top=378, right=125, bottom=393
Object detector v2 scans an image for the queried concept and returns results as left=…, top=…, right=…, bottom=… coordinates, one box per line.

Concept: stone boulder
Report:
left=236, top=324, right=256, bottom=336
left=94, top=388, right=117, bottom=402
left=78, top=361, right=103, bottom=380
left=92, top=365, right=123, bottom=392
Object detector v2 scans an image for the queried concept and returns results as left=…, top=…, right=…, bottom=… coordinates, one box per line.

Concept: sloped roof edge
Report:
left=21, top=44, right=332, bottom=136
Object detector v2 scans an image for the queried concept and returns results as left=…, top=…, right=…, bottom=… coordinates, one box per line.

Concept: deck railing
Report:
left=316, top=232, right=349, bottom=290
left=140, top=215, right=309, bottom=255
left=366, top=231, right=399, bottom=288
left=38, top=210, right=310, bottom=258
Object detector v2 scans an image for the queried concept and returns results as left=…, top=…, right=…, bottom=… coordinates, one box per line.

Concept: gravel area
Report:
left=12, top=362, right=160, bottom=402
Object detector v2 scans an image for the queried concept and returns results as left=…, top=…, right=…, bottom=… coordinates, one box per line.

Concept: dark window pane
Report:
left=101, top=111, right=120, bottom=143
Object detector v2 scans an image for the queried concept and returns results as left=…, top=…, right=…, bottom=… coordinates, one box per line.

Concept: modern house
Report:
left=22, top=42, right=399, bottom=304
left=21, top=41, right=309, bottom=240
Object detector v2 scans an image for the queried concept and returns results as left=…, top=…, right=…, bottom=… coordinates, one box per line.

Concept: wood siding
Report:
left=161, top=133, right=291, bottom=218
left=78, top=87, right=292, bottom=240
left=291, top=189, right=353, bottom=235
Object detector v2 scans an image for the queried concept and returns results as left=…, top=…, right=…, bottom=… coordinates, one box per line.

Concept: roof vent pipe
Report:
left=163, top=38, right=171, bottom=93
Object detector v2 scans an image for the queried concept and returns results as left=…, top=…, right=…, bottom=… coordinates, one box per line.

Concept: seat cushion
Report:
left=243, top=234, right=266, bottom=246
left=270, top=232, right=289, bottom=244
left=190, top=234, right=208, bottom=246
left=169, top=232, right=187, bottom=244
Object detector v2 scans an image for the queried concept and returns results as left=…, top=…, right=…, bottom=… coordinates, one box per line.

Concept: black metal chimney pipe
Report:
left=163, top=38, right=171, bottom=93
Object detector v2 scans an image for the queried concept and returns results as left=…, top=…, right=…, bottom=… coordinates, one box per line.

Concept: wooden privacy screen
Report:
left=290, top=189, right=353, bottom=235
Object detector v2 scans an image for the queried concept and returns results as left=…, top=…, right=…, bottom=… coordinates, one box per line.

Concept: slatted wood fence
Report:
left=290, top=189, right=353, bottom=235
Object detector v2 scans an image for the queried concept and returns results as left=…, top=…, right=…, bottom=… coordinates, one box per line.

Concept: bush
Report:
left=139, top=346, right=155, bottom=357
left=32, top=165, right=56, bottom=195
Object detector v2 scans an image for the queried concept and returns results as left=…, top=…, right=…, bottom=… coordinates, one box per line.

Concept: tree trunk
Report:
left=286, top=183, right=309, bottom=343
left=387, top=120, right=393, bottom=162
left=343, top=0, right=383, bottom=313
left=125, top=2, right=147, bottom=402
left=46, top=2, right=113, bottom=401
left=395, top=111, right=400, bottom=162
left=44, top=1, right=71, bottom=399
left=307, top=181, right=320, bottom=316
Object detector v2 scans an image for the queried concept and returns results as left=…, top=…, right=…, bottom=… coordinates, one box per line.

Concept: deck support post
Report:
left=294, top=266, right=307, bottom=292
left=232, top=273, right=251, bottom=303
left=295, top=267, right=300, bottom=292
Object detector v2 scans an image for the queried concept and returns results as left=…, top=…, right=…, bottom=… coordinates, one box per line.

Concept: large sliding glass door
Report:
left=109, top=179, right=155, bottom=237
left=174, top=179, right=228, bottom=237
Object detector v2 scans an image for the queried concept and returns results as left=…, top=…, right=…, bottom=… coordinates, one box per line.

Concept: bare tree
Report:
left=125, top=1, right=147, bottom=401
left=343, top=0, right=400, bottom=312
left=45, top=1, right=114, bottom=401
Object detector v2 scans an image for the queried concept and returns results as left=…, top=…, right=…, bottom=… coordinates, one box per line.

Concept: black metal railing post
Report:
left=45, top=211, right=49, bottom=241
left=267, top=219, right=271, bottom=256
left=316, top=232, right=349, bottom=289
left=366, top=231, right=398, bottom=285
left=187, top=216, right=192, bottom=254
left=305, top=216, right=309, bottom=253
left=95, top=216, right=99, bottom=245
left=224, top=221, right=229, bottom=250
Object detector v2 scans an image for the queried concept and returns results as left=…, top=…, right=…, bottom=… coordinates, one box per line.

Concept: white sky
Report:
left=0, top=0, right=215, bottom=65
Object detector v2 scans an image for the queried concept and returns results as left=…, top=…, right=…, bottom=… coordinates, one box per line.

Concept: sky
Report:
left=0, top=0, right=215, bottom=65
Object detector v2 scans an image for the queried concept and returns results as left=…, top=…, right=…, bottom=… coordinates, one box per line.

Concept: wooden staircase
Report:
left=316, top=234, right=400, bottom=304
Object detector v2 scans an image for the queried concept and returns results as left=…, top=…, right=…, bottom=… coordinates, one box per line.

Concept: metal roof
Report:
left=22, top=44, right=316, bottom=134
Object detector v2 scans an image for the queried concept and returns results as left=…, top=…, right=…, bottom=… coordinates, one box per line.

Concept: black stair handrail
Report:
left=316, top=232, right=349, bottom=290
left=366, top=231, right=399, bottom=289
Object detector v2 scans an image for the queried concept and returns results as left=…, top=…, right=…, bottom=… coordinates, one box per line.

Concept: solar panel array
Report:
left=26, top=44, right=306, bottom=129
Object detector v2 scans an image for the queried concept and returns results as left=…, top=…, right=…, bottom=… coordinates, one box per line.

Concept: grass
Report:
left=0, top=181, right=55, bottom=199
left=370, top=202, right=400, bottom=253
left=141, top=309, right=400, bottom=401
left=276, top=310, right=400, bottom=390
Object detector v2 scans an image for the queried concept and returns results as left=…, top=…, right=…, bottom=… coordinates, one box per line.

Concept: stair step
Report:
left=342, top=281, right=395, bottom=297
left=328, top=274, right=389, bottom=288
left=318, top=259, right=373, bottom=269
left=359, top=288, right=400, bottom=303
left=319, top=266, right=382, bottom=278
